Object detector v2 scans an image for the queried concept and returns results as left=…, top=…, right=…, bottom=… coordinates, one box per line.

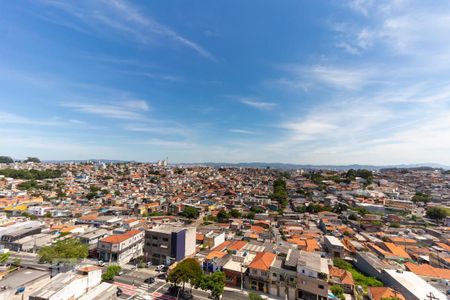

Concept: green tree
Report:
left=180, top=206, right=199, bottom=219
left=199, top=272, right=225, bottom=299
left=426, top=207, right=450, bottom=220
left=0, top=252, right=10, bottom=263
left=0, top=156, right=14, bottom=164
left=167, top=258, right=203, bottom=292
left=330, top=285, right=344, bottom=300
left=412, top=192, right=431, bottom=203
left=102, top=264, right=122, bottom=281
left=38, top=238, right=88, bottom=263
left=24, top=157, right=41, bottom=163
left=217, top=210, right=230, bottom=223
left=230, top=209, right=241, bottom=218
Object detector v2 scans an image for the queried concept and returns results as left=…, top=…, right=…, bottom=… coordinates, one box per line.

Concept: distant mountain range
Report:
left=35, top=159, right=450, bottom=170
left=178, top=162, right=450, bottom=170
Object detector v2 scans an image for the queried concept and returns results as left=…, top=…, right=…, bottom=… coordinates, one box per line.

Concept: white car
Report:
left=155, top=265, right=165, bottom=272
left=97, top=260, right=106, bottom=267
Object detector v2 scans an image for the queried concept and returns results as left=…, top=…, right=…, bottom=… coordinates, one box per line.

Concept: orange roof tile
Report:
left=228, top=241, right=247, bottom=251
left=248, top=252, right=276, bottom=271
left=206, top=251, right=227, bottom=260
left=368, top=287, right=405, bottom=300
left=100, top=229, right=141, bottom=244
left=404, top=262, right=450, bottom=280
left=383, top=242, right=411, bottom=259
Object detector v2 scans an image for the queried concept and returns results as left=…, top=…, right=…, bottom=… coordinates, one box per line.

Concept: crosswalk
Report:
left=114, top=281, right=176, bottom=300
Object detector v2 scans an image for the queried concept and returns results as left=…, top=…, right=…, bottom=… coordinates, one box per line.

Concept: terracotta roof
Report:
left=368, top=287, right=405, bottom=300
left=206, top=250, right=227, bottom=260
left=228, top=241, right=247, bottom=251
left=79, top=214, right=98, bottom=221
left=404, top=262, right=450, bottom=280
left=212, top=241, right=231, bottom=252
left=329, top=266, right=354, bottom=285
left=100, top=229, right=142, bottom=244
left=248, top=252, right=276, bottom=271
left=436, top=242, right=450, bottom=252
left=383, top=242, right=411, bottom=259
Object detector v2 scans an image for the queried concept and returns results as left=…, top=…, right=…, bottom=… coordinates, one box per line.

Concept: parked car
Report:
left=156, top=265, right=165, bottom=272
left=157, top=273, right=167, bottom=279
left=97, top=260, right=106, bottom=267
left=144, top=277, right=155, bottom=284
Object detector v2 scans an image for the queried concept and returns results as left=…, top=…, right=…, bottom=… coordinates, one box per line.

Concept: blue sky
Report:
left=1, top=0, right=450, bottom=164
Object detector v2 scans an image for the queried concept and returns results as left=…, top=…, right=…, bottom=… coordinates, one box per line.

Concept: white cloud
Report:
left=237, top=97, right=276, bottom=110
left=228, top=129, right=255, bottom=135
left=38, top=0, right=216, bottom=61
left=61, top=100, right=149, bottom=119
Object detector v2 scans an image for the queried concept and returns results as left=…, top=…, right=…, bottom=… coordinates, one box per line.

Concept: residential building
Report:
left=98, top=229, right=144, bottom=265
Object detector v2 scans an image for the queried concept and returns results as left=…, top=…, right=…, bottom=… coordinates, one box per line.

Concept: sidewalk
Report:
left=224, top=286, right=286, bottom=300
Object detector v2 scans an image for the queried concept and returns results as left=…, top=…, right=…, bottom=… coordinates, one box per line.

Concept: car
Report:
left=147, top=261, right=152, bottom=267
left=157, top=273, right=166, bottom=279
left=144, top=277, right=155, bottom=284
left=97, top=260, right=106, bottom=267
left=155, top=265, right=165, bottom=272
left=118, top=270, right=124, bottom=276
left=116, top=287, right=123, bottom=296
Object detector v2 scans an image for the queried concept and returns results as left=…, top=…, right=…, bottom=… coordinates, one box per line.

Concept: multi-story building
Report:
left=144, top=225, right=196, bottom=266
left=97, top=229, right=144, bottom=265
left=324, top=235, right=345, bottom=258
left=296, top=251, right=329, bottom=300
left=247, top=252, right=276, bottom=294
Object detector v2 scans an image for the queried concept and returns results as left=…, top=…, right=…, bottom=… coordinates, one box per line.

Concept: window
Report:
left=162, top=237, right=169, bottom=242
left=272, top=273, right=277, bottom=277
left=318, top=284, right=324, bottom=289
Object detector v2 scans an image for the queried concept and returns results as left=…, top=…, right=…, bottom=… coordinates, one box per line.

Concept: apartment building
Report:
left=144, top=225, right=196, bottom=266
left=97, top=229, right=144, bottom=265
left=297, top=251, right=329, bottom=300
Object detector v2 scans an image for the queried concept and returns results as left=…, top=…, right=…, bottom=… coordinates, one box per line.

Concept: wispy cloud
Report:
left=61, top=100, right=149, bottom=120
left=235, top=97, right=276, bottom=110
left=0, top=112, right=62, bottom=126
left=228, top=129, right=255, bottom=135
left=38, top=0, right=216, bottom=61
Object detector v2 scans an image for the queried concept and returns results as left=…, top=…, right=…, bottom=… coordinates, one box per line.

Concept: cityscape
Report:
left=2, top=1, right=450, bottom=300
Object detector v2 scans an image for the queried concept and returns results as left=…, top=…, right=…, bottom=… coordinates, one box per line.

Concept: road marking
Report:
left=153, top=282, right=168, bottom=294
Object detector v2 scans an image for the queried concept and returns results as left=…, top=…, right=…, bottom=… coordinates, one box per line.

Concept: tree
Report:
left=217, top=210, right=230, bottom=223
left=180, top=206, right=199, bottom=219
left=167, top=258, right=203, bottom=292
left=330, top=285, right=344, bottom=300
left=230, top=209, right=241, bottom=218
left=38, top=238, right=88, bottom=263
left=248, top=292, right=264, bottom=300
left=199, top=272, right=225, bottom=299
left=426, top=207, right=450, bottom=220
left=24, top=157, right=41, bottom=163
left=0, top=156, right=13, bottom=164
left=412, top=192, right=431, bottom=204
left=102, top=264, right=122, bottom=281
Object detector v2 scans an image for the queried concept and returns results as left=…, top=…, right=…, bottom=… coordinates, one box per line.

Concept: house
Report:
left=247, top=252, right=276, bottom=293
left=324, top=235, right=345, bottom=258
left=328, top=266, right=354, bottom=295
left=368, top=287, right=405, bottom=300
